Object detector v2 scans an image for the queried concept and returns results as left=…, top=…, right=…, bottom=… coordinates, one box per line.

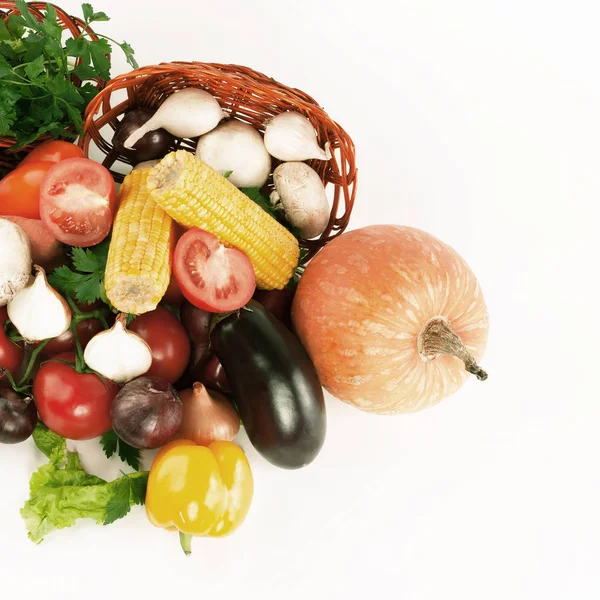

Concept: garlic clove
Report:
left=124, top=89, right=227, bottom=149
left=84, top=314, right=152, bottom=383
left=7, top=265, right=71, bottom=343
left=264, top=111, right=331, bottom=162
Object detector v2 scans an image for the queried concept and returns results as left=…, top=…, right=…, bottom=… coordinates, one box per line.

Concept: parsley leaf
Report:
left=100, top=430, right=141, bottom=472
left=0, top=2, right=135, bottom=147
left=82, top=4, right=110, bottom=25
left=103, top=478, right=132, bottom=525
left=240, top=187, right=302, bottom=238
left=240, top=187, right=277, bottom=218
left=48, top=240, right=110, bottom=305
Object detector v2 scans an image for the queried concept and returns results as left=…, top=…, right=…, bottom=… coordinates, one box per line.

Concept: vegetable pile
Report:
left=1, top=0, right=489, bottom=557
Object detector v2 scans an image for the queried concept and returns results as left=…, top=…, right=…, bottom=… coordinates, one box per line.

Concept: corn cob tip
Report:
left=147, top=150, right=188, bottom=196
left=105, top=275, right=163, bottom=315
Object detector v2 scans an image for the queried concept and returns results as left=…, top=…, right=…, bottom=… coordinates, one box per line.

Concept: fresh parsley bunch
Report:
left=0, top=1, right=137, bottom=147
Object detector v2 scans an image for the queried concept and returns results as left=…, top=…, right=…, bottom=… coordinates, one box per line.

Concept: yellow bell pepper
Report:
left=146, top=439, right=254, bottom=555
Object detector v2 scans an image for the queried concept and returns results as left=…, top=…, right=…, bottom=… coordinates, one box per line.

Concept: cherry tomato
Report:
left=129, top=307, right=190, bottom=384
left=173, top=228, right=256, bottom=313
left=39, top=158, right=117, bottom=247
left=33, top=352, right=117, bottom=440
left=0, top=307, right=24, bottom=383
left=21, top=140, right=84, bottom=165
left=39, top=319, right=104, bottom=359
left=0, top=161, right=54, bottom=219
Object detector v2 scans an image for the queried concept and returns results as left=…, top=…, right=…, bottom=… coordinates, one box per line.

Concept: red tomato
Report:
left=0, top=307, right=24, bottom=383
left=39, top=158, right=117, bottom=247
left=129, top=307, right=190, bottom=384
left=33, top=352, right=117, bottom=440
left=173, top=228, right=255, bottom=313
left=0, top=161, right=54, bottom=219
left=21, top=140, right=84, bottom=165
left=39, top=319, right=104, bottom=359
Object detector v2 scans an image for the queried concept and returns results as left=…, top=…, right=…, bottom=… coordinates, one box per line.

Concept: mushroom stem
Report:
left=417, top=317, right=488, bottom=381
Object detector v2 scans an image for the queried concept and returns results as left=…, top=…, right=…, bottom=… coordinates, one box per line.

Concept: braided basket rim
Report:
left=81, top=61, right=357, bottom=255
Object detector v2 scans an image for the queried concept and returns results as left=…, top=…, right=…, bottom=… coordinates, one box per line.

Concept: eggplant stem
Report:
left=179, top=532, right=193, bottom=556
left=417, top=317, right=488, bottom=381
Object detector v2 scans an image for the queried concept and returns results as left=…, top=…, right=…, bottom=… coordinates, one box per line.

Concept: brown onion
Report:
left=178, top=382, right=239, bottom=445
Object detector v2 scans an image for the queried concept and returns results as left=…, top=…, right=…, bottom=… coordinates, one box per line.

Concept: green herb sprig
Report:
left=0, top=1, right=137, bottom=147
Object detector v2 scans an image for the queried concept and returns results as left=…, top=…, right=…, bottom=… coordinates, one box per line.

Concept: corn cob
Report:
left=146, top=151, right=300, bottom=290
left=104, top=168, right=173, bottom=315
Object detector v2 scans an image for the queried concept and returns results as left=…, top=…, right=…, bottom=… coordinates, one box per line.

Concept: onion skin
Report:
left=292, top=225, right=489, bottom=414
left=178, top=382, right=240, bottom=445
left=111, top=377, right=183, bottom=449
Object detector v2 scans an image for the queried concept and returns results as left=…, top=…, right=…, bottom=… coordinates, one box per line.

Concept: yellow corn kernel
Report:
left=104, top=169, right=173, bottom=314
left=146, top=151, right=299, bottom=290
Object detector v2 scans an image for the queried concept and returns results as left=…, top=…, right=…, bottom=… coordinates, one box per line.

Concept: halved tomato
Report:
left=173, top=228, right=256, bottom=313
left=0, top=161, right=54, bottom=219
left=39, top=158, right=117, bottom=247
left=21, top=140, right=84, bottom=165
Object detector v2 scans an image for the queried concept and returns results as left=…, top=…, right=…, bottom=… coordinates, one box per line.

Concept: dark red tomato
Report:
left=254, top=288, right=296, bottom=329
left=39, top=158, right=117, bottom=247
left=33, top=352, right=117, bottom=440
left=39, top=319, right=103, bottom=359
left=0, top=161, right=54, bottom=219
left=163, top=270, right=184, bottom=305
left=201, top=354, right=231, bottom=394
left=21, top=140, right=84, bottom=165
left=173, top=228, right=255, bottom=313
left=0, top=307, right=24, bottom=382
left=129, top=307, right=190, bottom=384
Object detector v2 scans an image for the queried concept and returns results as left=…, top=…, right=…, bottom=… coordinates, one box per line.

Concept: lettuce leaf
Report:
left=22, top=423, right=148, bottom=544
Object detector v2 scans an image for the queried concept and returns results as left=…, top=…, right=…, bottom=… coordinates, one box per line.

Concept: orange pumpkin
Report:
left=292, top=225, right=489, bottom=414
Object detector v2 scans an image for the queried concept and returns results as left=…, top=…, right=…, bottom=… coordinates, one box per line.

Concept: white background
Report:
left=1, top=1, right=598, bottom=598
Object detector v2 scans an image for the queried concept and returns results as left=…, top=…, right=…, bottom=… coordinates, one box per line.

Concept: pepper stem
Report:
left=179, top=532, right=193, bottom=556
left=417, top=317, right=488, bottom=381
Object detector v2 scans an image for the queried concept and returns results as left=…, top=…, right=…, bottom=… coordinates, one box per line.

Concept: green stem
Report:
left=1, top=367, right=19, bottom=391
left=179, top=532, right=193, bottom=556
left=17, top=339, right=51, bottom=387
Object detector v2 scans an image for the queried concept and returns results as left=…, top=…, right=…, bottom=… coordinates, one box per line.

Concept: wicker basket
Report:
left=81, top=62, right=357, bottom=256
left=0, top=1, right=104, bottom=173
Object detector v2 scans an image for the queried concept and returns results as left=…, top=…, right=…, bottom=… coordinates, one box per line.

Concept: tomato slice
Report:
left=0, top=161, right=54, bottom=219
left=21, top=140, right=84, bottom=165
left=39, top=158, right=117, bottom=247
left=173, top=229, right=256, bottom=313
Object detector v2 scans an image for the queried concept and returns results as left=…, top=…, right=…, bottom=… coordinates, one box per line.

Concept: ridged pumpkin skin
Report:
left=292, top=225, right=489, bottom=414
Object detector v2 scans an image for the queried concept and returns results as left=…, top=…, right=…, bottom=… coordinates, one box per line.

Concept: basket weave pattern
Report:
left=82, top=62, right=357, bottom=254
left=0, top=1, right=103, bottom=172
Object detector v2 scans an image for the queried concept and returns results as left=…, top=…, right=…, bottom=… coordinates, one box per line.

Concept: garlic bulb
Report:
left=7, top=265, right=71, bottom=343
left=124, top=88, right=228, bottom=149
left=84, top=314, right=152, bottom=383
left=264, top=111, right=331, bottom=161
left=271, top=162, right=330, bottom=239
left=0, top=218, right=32, bottom=307
left=196, top=120, right=271, bottom=188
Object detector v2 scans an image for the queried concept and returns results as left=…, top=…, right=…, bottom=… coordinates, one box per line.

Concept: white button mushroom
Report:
left=270, top=162, right=330, bottom=239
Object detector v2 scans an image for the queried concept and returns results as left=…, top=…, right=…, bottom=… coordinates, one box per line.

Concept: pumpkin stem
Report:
left=417, top=317, right=488, bottom=381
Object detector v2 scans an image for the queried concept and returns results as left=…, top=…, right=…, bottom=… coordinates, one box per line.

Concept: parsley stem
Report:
left=17, top=339, right=51, bottom=388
